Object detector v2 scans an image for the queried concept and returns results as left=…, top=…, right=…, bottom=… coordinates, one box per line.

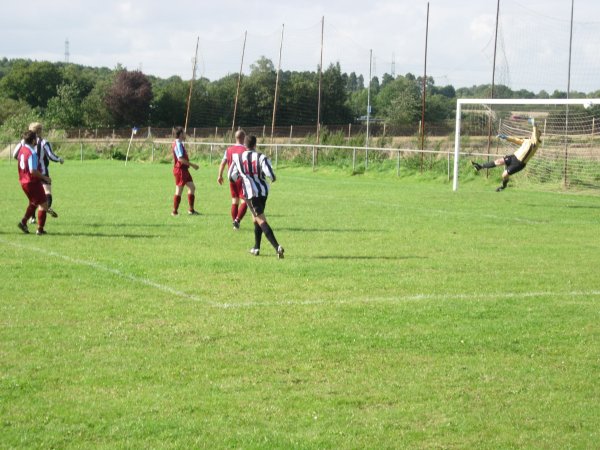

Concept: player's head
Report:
left=235, top=129, right=246, bottom=143
left=28, top=122, right=42, bottom=135
left=245, top=135, right=257, bottom=149
left=23, top=130, right=37, bottom=145
left=174, top=127, right=185, bottom=139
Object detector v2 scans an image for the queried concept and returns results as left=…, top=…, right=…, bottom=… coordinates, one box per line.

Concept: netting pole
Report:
left=452, top=100, right=462, bottom=191
left=184, top=36, right=199, bottom=133
left=316, top=16, right=324, bottom=149
left=232, top=31, right=247, bottom=133
left=270, top=24, right=284, bottom=143
left=419, top=2, right=430, bottom=173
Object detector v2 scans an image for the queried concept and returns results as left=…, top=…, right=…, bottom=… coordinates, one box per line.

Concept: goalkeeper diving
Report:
left=472, top=118, right=542, bottom=191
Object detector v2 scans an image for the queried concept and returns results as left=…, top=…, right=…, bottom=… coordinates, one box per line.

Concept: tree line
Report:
left=1, top=56, right=598, bottom=139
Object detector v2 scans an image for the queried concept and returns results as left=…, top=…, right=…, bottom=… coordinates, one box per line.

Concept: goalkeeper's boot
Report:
left=249, top=248, right=260, bottom=256
left=277, top=246, right=285, bottom=259
left=471, top=161, right=482, bottom=171
left=495, top=185, right=505, bottom=192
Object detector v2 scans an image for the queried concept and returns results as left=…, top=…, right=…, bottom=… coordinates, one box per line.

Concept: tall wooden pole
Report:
left=316, top=16, right=324, bottom=146
left=184, top=36, right=199, bottom=133
left=420, top=2, right=430, bottom=172
left=564, top=0, right=575, bottom=187
left=232, top=31, right=247, bottom=134
left=485, top=0, right=501, bottom=157
left=271, top=24, right=285, bottom=143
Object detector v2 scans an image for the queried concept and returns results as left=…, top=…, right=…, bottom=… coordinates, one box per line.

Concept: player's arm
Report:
left=497, top=133, right=524, bottom=145
left=178, top=156, right=199, bottom=170
left=44, top=142, right=63, bottom=164
left=227, top=160, right=240, bottom=182
left=261, top=155, right=276, bottom=182
left=12, top=143, right=21, bottom=159
left=217, top=157, right=227, bottom=185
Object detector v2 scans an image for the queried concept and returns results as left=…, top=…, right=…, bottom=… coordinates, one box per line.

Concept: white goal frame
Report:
left=453, top=98, right=600, bottom=191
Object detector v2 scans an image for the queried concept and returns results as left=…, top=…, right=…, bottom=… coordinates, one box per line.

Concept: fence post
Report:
left=312, top=145, right=315, bottom=171
left=210, top=144, right=213, bottom=165
left=79, top=129, right=83, bottom=162
left=353, top=147, right=356, bottom=171
left=397, top=150, right=401, bottom=177
left=289, top=125, right=293, bottom=143
left=275, top=145, right=278, bottom=168
left=152, top=140, right=155, bottom=162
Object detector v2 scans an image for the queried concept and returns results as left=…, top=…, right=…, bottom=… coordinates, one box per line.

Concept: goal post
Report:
left=453, top=98, right=600, bottom=191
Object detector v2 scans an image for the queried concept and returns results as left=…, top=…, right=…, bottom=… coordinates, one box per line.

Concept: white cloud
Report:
left=1, top=0, right=599, bottom=92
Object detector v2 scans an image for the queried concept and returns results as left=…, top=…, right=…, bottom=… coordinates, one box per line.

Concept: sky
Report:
left=2, top=0, right=600, bottom=93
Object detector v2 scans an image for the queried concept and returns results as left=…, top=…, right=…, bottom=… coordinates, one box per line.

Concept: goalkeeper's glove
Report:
left=528, top=118, right=535, bottom=126
left=497, top=133, right=508, bottom=140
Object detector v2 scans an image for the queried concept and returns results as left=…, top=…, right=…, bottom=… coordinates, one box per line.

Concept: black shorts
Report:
left=503, top=154, right=526, bottom=175
left=247, top=196, right=267, bottom=216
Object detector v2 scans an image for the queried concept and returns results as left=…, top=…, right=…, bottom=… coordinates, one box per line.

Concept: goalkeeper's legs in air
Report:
left=471, top=158, right=503, bottom=172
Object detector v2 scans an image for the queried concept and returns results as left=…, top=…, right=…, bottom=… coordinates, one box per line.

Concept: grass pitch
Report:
left=1, top=160, right=599, bottom=449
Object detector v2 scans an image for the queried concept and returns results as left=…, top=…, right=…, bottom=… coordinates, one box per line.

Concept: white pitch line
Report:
left=2, top=238, right=599, bottom=310
left=1, top=238, right=217, bottom=306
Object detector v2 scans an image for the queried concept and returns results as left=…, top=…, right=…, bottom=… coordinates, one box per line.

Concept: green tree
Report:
left=45, top=83, right=84, bottom=128
left=151, top=76, right=187, bottom=127
left=321, top=62, right=352, bottom=124
left=0, top=60, right=62, bottom=108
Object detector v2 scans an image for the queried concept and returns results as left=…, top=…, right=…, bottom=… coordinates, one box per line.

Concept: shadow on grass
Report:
left=310, top=255, right=426, bottom=261
left=279, top=227, right=386, bottom=233
left=39, top=231, right=161, bottom=239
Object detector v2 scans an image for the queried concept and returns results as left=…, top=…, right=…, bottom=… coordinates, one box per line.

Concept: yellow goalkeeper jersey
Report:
left=513, top=127, right=541, bottom=164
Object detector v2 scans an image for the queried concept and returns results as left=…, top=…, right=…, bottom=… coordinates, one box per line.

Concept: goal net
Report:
left=453, top=98, right=600, bottom=192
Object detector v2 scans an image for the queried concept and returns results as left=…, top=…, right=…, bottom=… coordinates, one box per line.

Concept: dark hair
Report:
left=245, top=135, right=257, bottom=149
left=23, top=130, right=37, bottom=145
left=175, top=127, right=185, bottom=139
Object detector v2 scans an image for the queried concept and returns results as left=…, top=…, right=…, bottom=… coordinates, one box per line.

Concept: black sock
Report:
left=254, top=222, right=263, bottom=249
left=482, top=161, right=497, bottom=169
left=46, top=194, right=53, bottom=208
left=259, top=222, right=279, bottom=250
left=502, top=179, right=509, bottom=188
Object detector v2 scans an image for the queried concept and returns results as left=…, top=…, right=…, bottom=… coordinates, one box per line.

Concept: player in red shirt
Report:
left=171, top=127, right=199, bottom=216
left=217, top=129, right=248, bottom=230
left=16, top=130, right=52, bottom=235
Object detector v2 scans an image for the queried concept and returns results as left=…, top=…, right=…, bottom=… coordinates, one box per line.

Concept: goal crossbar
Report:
left=453, top=98, right=600, bottom=191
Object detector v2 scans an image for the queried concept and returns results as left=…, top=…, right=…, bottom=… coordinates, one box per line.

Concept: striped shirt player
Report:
left=227, top=135, right=284, bottom=259
left=16, top=131, right=52, bottom=235
left=471, top=118, right=542, bottom=191
left=217, top=129, right=248, bottom=230
left=171, top=127, right=199, bottom=216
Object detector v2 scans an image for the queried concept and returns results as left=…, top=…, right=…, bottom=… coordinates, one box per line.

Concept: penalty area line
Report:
left=0, top=238, right=217, bottom=306
left=2, top=239, right=598, bottom=310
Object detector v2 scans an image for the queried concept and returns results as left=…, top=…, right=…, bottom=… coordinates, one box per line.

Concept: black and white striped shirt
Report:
left=227, top=150, right=276, bottom=199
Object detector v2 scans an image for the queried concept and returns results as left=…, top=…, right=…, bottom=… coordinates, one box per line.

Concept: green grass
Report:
left=1, top=159, right=599, bottom=449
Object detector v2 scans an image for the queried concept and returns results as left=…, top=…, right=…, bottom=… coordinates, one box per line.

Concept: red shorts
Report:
left=173, top=167, right=193, bottom=186
left=21, top=181, right=46, bottom=206
left=229, top=179, right=244, bottom=198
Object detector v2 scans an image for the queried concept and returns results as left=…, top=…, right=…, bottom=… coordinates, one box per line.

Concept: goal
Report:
left=453, top=98, right=600, bottom=191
